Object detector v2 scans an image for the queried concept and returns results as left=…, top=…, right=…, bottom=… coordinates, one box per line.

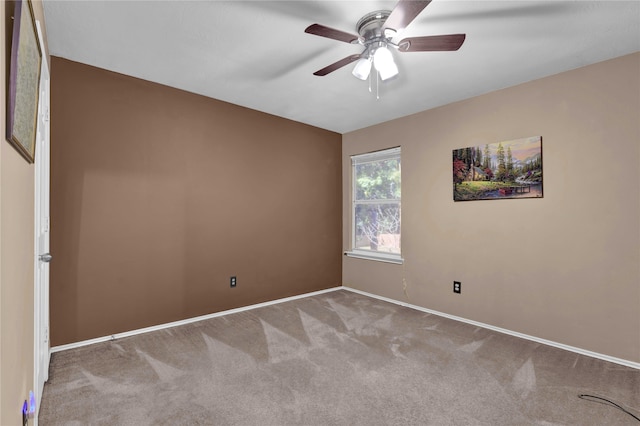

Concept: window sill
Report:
left=344, top=250, right=404, bottom=265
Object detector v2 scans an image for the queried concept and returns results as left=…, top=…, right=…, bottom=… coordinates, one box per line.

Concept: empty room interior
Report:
left=1, top=1, right=639, bottom=424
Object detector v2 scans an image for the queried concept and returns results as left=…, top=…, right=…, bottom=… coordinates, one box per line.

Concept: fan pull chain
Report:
left=367, top=69, right=382, bottom=100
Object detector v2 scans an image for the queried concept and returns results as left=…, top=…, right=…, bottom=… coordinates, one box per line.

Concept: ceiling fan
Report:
left=304, top=0, right=465, bottom=82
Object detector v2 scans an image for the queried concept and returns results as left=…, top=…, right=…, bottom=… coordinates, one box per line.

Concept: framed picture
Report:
left=7, top=0, right=42, bottom=163
left=453, top=136, right=543, bottom=201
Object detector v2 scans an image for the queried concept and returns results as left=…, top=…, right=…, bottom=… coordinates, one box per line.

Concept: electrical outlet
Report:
left=230, top=276, right=237, bottom=288
left=453, top=281, right=461, bottom=294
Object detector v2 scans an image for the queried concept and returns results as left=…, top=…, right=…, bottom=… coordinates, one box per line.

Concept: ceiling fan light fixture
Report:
left=352, top=57, right=372, bottom=80
left=373, top=45, right=398, bottom=81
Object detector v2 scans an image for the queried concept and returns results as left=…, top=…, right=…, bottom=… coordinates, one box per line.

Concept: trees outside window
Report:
left=351, top=147, right=401, bottom=259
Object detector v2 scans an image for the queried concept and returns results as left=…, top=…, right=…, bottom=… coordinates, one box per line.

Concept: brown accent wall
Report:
left=50, top=57, right=342, bottom=346
left=1, top=1, right=49, bottom=424
left=343, top=53, right=640, bottom=363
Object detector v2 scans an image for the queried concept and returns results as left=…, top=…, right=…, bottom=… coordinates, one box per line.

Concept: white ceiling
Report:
left=43, top=1, right=640, bottom=134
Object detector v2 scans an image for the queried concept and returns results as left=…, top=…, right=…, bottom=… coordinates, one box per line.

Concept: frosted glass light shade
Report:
left=352, top=57, right=372, bottom=80
left=373, top=46, right=398, bottom=81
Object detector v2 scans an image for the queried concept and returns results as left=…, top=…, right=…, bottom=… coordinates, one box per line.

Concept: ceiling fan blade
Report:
left=398, top=34, right=466, bottom=52
left=305, top=24, right=359, bottom=44
left=313, top=54, right=362, bottom=76
left=383, top=0, right=432, bottom=33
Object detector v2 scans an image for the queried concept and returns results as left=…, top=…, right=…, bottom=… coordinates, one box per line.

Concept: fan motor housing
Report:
left=356, top=10, right=391, bottom=41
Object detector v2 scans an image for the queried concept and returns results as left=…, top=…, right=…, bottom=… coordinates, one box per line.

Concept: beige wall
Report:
left=343, top=53, right=640, bottom=363
left=1, top=1, right=49, bottom=424
left=50, top=58, right=342, bottom=346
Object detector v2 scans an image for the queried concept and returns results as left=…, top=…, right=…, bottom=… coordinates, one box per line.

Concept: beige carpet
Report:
left=40, top=290, right=639, bottom=425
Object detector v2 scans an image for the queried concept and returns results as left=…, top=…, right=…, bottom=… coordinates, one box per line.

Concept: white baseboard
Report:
left=51, top=285, right=640, bottom=370
left=342, top=286, right=640, bottom=370
left=50, top=287, right=342, bottom=353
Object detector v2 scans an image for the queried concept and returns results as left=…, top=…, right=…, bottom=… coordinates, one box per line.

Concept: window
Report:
left=347, top=147, right=402, bottom=264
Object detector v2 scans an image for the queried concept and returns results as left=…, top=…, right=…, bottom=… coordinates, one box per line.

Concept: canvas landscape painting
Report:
left=453, top=136, right=542, bottom=201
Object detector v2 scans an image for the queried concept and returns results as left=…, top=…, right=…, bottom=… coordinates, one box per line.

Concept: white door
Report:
left=34, top=20, right=51, bottom=422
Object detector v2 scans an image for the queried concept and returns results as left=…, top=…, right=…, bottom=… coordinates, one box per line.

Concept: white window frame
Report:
left=346, top=147, right=403, bottom=264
